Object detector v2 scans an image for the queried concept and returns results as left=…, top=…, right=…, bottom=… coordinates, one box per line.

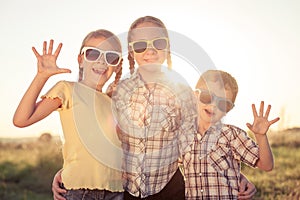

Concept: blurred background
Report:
left=0, top=0, right=299, bottom=199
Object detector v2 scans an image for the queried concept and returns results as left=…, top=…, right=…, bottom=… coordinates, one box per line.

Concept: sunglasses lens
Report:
left=218, top=100, right=233, bottom=112
left=85, top=49, right=101, bottom=61
left=153, top=38, right=168, bottom=50
left=133, top=41, right=147, bottom=53
left=106, top=52, right=120, bottom=66
left=199, top=91, right=213, bottom=104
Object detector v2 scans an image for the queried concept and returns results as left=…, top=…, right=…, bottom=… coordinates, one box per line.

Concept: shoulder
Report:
left=48, top=80, right=75, bottom=96
left=115, top=74, right=139, bottom=92
left=222, top=124, right=247, bottom=136
left=54, top=80, right=74, bottom=88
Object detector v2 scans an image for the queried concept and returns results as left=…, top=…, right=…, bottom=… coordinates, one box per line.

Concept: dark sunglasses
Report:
left=129, top=37, right=169, bottom=53
left=196, top=89, right=234, bottom=112
left=81, top=47, right=121, bottom=66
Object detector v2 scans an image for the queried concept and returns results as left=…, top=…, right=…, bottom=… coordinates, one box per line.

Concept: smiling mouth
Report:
left=204, top=109, right=215, bottom=117
left=144, top=58, right=158, bottom=63
left=92, top=68, right=107, bottom=75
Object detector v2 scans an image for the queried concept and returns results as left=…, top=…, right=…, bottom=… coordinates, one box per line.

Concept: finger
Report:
left=52, top=185, right=66, bottom=193
left=48, top=39, right=54, bottom=54
left=53, top=193, right=66, bottom=200
left=57, top=68, right=72, bottom=74
left=32, top=47, right=41, bottom=58
left=259, top=101, right=264, bottom=117
left=252, top=104, right=258, bottom=117
left=242, top=182, right=257, bottom=199
left=238, top=195, right=249, bottom=200
left=43, top=41, right=47, bottom=55
left=264, top=104, right=271, bottom=118
left=240, top=189, right=256, bottom=200
left=269, top=117, right=280, bottom=125
left=238, top=179, right=246, bottom=193
left=54, top=43, right=63, bottom=58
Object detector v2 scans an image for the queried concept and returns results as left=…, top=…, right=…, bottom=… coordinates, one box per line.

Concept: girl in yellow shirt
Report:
left=13, top=29, right=124, bottom=200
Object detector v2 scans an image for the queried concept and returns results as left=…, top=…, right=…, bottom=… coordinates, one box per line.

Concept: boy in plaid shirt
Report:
left=183, top=70, right=280, bottom=199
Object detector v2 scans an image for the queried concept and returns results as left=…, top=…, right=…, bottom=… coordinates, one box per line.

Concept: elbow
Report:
left=13, top=121, right=26, bottom=128
left=13, top=118, right=29, bottom=128
left=256, top=159, right=274, bottom=172
left=264, top=164, right=274, bottom=172
left=261, top=163, right=274, bottom=172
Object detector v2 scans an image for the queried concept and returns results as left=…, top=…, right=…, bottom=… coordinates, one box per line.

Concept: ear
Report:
left=78, top=54, right=83, bottom=68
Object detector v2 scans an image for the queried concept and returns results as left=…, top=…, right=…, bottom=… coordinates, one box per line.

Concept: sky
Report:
left=0, top=0, right=299, bottom=138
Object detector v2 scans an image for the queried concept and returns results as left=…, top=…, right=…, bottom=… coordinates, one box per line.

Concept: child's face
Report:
left=78, top=36, right=119, bottom=89
left=196, top=80, right=234, bottom=125
left=129, top=22, right=168, bottom=68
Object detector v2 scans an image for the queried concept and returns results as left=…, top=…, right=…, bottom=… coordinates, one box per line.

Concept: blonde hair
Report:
left=127, top=16, right=172, bottom=74
left=196, top=70, right=239, bottom=103
left=78, top=29, right=123, bottom=96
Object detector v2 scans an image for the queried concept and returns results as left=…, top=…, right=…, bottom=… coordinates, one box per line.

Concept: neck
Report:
left=79, top=80, right=103, bottom=92
left=198, top=119, right=212, bottom=135
left=138, top=64, right=163, bottom=83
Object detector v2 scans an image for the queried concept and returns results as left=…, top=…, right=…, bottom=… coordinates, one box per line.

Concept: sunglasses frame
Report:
left=81, top=46, right=122, bottom=66
left=128, top=37, right=169, bottom=54
left=195, top=89, right=235, bottom=112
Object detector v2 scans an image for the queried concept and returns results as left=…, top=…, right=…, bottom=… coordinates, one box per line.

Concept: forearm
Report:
left=13, top=74, right=49, bottom=127
left=255, top=134, right=274, bottom=171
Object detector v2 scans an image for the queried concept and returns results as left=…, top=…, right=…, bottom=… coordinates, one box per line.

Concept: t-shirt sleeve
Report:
left=230, top=126, right=259, bottom=167
left=41, top=81, right=72, bottom=111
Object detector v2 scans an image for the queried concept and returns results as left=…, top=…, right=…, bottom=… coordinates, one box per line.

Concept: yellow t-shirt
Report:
left=42, top=81, right=123, bottom=191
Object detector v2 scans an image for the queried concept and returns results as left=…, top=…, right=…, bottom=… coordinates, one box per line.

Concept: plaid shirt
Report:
left=112, top=69, right=197, bottom=198
left=183, top=123, right=259, bottom=200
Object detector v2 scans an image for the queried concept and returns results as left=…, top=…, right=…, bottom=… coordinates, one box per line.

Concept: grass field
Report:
left=0, top=129, right=299, bottom=200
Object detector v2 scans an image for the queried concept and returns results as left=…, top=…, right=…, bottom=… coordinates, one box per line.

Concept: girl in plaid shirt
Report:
left=112, top=16, right=198, bottom=200
left=183, top=70, right=280, bottom=199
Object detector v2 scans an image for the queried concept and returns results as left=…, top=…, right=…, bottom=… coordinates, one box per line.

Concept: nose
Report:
left=96, top=53, right=106, bottom=65
left=144, top=43, right=156, bottom=54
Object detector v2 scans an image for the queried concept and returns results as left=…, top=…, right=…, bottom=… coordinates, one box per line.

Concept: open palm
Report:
left=246, top=101, right=280, bottom=135
left=32, top=39, right=71, bottom=78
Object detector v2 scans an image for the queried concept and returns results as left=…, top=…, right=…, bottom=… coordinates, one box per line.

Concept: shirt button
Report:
left=199, top=173, right=202, bottom=176
left=200, top=189, right=204, bottom=193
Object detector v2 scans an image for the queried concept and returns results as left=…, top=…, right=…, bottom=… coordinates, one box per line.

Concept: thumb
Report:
left=246, top=123, right=252, bottom=129
left=246, top=123, right=252, bottom=130
left=57, top=68, right=72, bottom=74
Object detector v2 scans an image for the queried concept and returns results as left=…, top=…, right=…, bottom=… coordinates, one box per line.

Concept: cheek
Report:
left=214, top=111, right=226, bottom=121
left=133, top=54, right=143, bottom=65
left=159, top=51, right=167, bottom=62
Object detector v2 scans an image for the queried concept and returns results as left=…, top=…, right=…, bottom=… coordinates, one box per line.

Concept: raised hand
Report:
left=246, top=101, right=280, bottom=135
left=32, top=39, right=71, bottom=78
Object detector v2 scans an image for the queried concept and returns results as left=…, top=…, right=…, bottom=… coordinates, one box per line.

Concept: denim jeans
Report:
left=62, top=188, right=124, bottom=200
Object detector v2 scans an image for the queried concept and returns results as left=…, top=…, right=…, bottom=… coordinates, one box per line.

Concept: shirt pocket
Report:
left=158, top=105, right=180, bottom=133
left=207, top=144, right=230, bottom=172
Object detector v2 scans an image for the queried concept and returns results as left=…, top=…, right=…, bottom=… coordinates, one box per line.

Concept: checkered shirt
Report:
left=112, top=70, right=198, bottom=198
left=183, top=123, right=259, bottom=200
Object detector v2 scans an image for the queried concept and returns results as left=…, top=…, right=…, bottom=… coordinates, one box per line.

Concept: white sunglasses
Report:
left=81, top=47, right=121, bottom=66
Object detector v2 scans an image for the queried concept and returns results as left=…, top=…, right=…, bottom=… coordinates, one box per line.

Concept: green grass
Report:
left=241, top=129, right=300, bottom=200
left=0, top=129, right=299, bottom=199
left=0, top=139, right=63, bottom=200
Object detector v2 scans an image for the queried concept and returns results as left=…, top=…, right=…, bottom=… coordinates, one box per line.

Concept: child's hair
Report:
left=127, top=16, right=172, bottom=74
left=196, top=70, right=239, bottom=103
left=78, top=29, right=123, bottom=93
